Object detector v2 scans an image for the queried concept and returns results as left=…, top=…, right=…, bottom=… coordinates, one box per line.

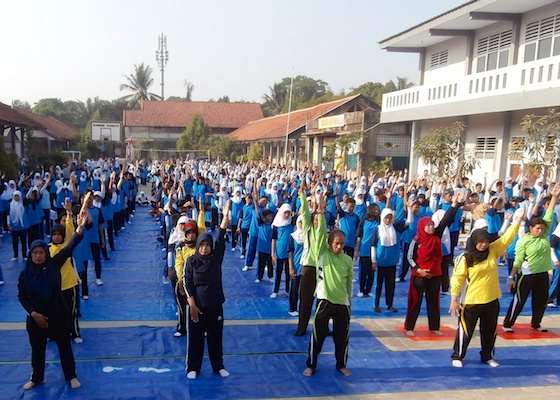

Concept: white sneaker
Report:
left=452, top=360, right=463, bottom=368
left=357, top=292, right=364, bottom=298
left=240, top=254, right=245, bottom=259
left=73, top=337, right=84, bottom=344
left=270, top=292, right=277, bottom=299
left=10, top=257, right=17, bottom=261
left=288, top=311, right=299, bottom=317
left=242, top=266, right=249, bottom=272
left=218, top=369, right=230, bottom=378
left=547, top=302, right=557, bottom=308
left=231, top=248, right=236, bottom=252
left=96, top=279, right=104, bottom=286
left=486, top=359, right=500, bottom=368
left=502, top=326, right=514, bottom=333
left=268, top=277, right=274, bottom=282
left=406, top=330, right=415, bottom=337
left=23, top=257, right=27, bottom=261
left=173, top=331, right=183, bottom=337
left=162, top=276, right=171, bottom=284
left=186, top=371, right=197, bottom=380
left=0, top=281, right=4, bottom=285
left=82, top=295, right=90, bottom=300
left=365, top=293, right=373, bottom=297
left=254, top=279, right=260, bottom=283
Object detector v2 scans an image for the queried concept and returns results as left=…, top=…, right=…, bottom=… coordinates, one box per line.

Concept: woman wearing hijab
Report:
left=449, top=208, right=525, bottom=368
left=183, top=200, right=230, bottom=380
left=404, top=193, right=463, bottom=336
left=503, top=187, right=560, bottom=333
left=230, top=186, right=244, bottom=252
left=371, top=208, right=407, bottom=312
left=270, top=203, right=294, bottom=298
left=355, top=204, right=381, bottom=298
left=17, top=207, right=87, bottom=390
left=8, top=190, right=29, bottom=261
left=288, top=215, right=304, bottom=316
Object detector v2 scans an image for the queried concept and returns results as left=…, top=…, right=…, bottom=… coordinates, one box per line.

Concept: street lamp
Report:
left=155, top=33, right=169, bottom=100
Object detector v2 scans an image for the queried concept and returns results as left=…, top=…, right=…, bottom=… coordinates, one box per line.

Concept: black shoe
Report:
left=294, top=331, right=306, bottom=337
left=388, top=306, right=398, bottom=313
left=103, top=257, right=111, bottom=261
left=374, top=306, right=381, bottom=313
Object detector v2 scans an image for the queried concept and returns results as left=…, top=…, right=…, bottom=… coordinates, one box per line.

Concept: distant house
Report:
left=229, top=94, right=406, bottom=174
left=0, top=102, right=77, bottom=157
left=122, top=101, right=264, bottom=157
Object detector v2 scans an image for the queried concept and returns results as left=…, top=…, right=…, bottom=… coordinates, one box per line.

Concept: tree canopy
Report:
left=119, top=62, right=161, bottom=108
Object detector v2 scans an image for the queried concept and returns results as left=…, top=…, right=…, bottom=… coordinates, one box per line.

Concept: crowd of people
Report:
left=3, top=155, right=560, bottom=388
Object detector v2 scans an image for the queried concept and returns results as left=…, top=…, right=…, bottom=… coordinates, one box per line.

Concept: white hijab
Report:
left=231, top=187, right=243, bottom=204
left=9, top=190, right=25, bottom=227
left=432, top=209, right=451, bottom=254
left=291, top=215, right=304, bottom=245
left=272, top=203, right=293, bottom=228
left=378, top=208, right=397, bottom=247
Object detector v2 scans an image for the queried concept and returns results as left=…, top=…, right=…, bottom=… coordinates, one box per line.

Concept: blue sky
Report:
left=1, top=0, right=465, bottom=106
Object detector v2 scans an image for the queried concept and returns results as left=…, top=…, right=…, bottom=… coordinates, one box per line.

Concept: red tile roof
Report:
left=228, top=95, right=361, bottom=142
left=0, top=102, right=43, bottom=129
left=122, top=101, right=264, bottom=129
left=17, top=109, right=79, bottom=140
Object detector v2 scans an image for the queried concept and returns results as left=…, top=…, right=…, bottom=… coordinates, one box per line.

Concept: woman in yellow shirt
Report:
left=449, top=207, right=525, bottom=368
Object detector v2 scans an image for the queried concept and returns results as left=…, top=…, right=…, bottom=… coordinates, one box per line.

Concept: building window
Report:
left=509, top=136, right=525, bottom=153
left=524, top=14, right=560, bottom=62
left=475, top=137, right=497, bottom=159
left=476, top=30, right=512, bottom=72
left=430, top=50, right=448, bottom=69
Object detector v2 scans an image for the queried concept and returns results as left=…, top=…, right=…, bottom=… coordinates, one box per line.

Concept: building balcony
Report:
left=380, top=55, right=560, bottom=123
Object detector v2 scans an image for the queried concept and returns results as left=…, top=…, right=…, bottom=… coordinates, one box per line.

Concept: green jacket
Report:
left=514, top=209, right=553, bottom=275
left=312, top=213, right=353, bottom=306
left=300, top=192, right=319, bottom=267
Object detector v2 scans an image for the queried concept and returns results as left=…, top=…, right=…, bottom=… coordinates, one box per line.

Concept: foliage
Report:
left=177, top=113, right=212, bottom=151
left=207, top=136, right=244, bottom=161
left=0, top=134, right=20, bottom=179
left=321, top=131, right=368, bottom=171
left=507, top=108, right=560, bottom=177
left=413, top=121, right=469, bottom=180
left=12, top=99, right=32, bottom=111
left=369, top=157, right=394, bottom=178
left=26, top=152, right=69, bottom=172
left=349, top=77, right=414, bottom=106
left=184, top=80, right=194, bottom=101
left=246, top=143, right=264, bottom=162
left=119, top=62, right=161, bottom=108
left=33, top=98, right=77, bottom=125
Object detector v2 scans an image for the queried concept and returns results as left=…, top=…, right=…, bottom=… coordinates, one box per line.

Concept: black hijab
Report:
left=465, top=229, right=492, bottom=266
left=23, top=240, right=58, bottom=300
left=194, top=233, right=214, bottom=263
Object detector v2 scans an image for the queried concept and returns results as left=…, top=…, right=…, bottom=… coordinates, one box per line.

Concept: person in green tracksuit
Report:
left=303, top=192, right=353, bottom=378
left=503, top=186, right=560, bottom=333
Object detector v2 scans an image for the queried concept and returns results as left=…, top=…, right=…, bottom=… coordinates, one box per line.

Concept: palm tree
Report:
left=119, top=63, right=161, bottom=108
left=262, top=83, right=287, bottom=116
left=385, top=76, right=414, bottom=92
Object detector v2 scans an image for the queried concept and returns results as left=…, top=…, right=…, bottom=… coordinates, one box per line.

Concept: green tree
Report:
left=246, top=143, right=264, bottom=162
left=208, top=136, right=244, bottom=161
left=33, top=98, right=76, bottom=125
left=413, top=121, right=479, bottom=180
left=184, top=80, right=194, bottom=101
left=11, top=99, right=32, bottom=111
left=507, top=108, right=560, bottom=178
left=119, top=62, right=161, bottom=108
left=177, top=113, right=211, bottom=151
left=348, top=82, right=386, bottom=105
left=262, top=83, right=287, bottom=116
left=385, top=76, right=414, bottom=92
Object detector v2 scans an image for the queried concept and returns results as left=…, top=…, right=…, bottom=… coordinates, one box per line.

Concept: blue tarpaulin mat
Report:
left=1, top=207, right=560, bottom=399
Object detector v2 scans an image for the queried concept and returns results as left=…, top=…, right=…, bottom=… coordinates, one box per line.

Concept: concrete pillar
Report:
left=409, top=121, right=421, bottom=177
left=306, top=136, right=313, bottom=165
left=276, top=142, right=281, bottom=165
left=315, top=137, right=324, bottom=168
left=499, top=112, right=512, bottom=179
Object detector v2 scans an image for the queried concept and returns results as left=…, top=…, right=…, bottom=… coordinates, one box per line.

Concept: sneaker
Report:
left=547, top=302, right=557, bottom=308
left=240, top=254, right=245, bottom=259
left=23, top=257, right=28, bottom=261
left=388, top=306, right=398, bottom=313
left=432, top=330, right=444, bottom=336
left=365, top=293, right=373, bottom=297
left=288, top=311, right=299, bottom=317
left=162, top=276, right=171, bottom=284
left=357, top=292, right=364, bottom=298
left=82, top=295, right=90, bottom=300
left=231, top=248, right=236, bottom=252
left=0, top=281, right=4, bottom=285
left=96, top=279, right=104, bottom=286
left=533, top=326, right=548, bottom=332
left=270, top=292, right=277, bottom=299
left=218, top=369, right=230, bottom=378
left=73, top=337, right=84, bottom=344
left=173, top=331, right=184, bottom=337
left=486, top=359, right=500, bottom=368
left=10, top=257, right=18, bottom=261
left=242, top=266, right=249, bottom=272
left=406, top=330, right=415, bottom=337
left=452, top=359, right=463, bottom=368
left=374, top=306, right=381, bottom=313
left=186, top=371, right=197, bottom=380
left=103, top=257, right=111, bottom=261
left=254, top=279, right=260, bottom=283
left=268, top=277, right=274, bottom=283
left=502, top=326, right=514, bottom=333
